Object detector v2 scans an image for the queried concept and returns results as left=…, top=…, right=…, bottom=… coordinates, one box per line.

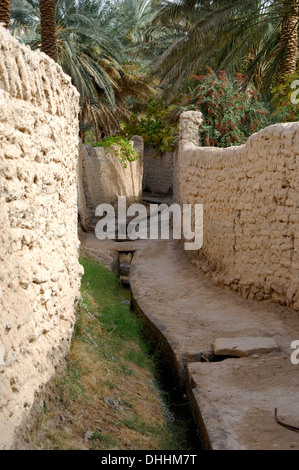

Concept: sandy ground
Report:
left=79, top=230, right=299, bottom=450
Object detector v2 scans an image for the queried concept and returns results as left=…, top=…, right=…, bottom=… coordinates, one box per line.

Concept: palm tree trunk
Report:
left=40, top=0, right=57, bottom=62
left=280, top=0, right=299, bottom=79
left=0, top=0, right=11, bottom=29
left=79, top=128, right=86, bottom=144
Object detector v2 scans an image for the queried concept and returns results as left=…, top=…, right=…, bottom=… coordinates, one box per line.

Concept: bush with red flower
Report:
left=122, top=69, right=271, bottom=152
left=169, top=68, right=271, bottom=147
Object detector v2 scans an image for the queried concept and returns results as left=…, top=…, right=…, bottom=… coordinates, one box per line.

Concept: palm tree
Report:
left=113, top=0, right=154, bottom=44
left=153, top=0, right=299, bottom=95
left=11, top=0, right=153, bottom=138
left=115, top=0, right=183, bottom=75
left=40, top=0, right=57, bottom=61
left=280, top=0, right=299, bottom=78
left=0, top=0, right=11, bottom=28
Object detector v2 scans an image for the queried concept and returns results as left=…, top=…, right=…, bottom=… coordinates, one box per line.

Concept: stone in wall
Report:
left=0, top=26, right=82, bottom=448
left=176, top=111, right=299, bottom=311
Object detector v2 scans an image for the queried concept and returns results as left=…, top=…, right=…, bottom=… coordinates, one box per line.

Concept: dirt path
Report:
left=79, top=230, right=299, bottom=450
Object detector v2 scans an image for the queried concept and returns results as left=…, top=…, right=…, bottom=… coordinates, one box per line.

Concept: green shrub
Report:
left=93, top=135, right=138, bottom=168
left=121, top=98, right=178, bottom=156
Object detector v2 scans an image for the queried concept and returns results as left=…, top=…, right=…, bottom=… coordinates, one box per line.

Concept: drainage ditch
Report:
left=117, top=251, right=203, bottom=451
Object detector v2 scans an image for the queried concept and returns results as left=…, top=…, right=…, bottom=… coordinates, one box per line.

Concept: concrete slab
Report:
left=78, top=229, right=147, bottom=271
left=187, top=355, right=299, bottom=450
left=213, top=337, right=280, bottom=357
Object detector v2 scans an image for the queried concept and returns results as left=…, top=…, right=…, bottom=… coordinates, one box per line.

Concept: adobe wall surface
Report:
left=79, top=136, right=144, bottom=222
left=176, top=111, right=299, bottom=310
left=0, top=27, right=82, bottom=448
left=142, top=145, right=173, bottom=196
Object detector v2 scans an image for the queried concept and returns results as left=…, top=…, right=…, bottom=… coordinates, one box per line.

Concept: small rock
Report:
left=119, top=253, right=133, bottom=264
left=105, top=397, right=123, bottom=411
left=84, top=430, right=94, bottom=441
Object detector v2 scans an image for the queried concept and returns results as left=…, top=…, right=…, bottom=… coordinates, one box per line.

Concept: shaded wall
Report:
left=142, top=145, right=174, bottom=196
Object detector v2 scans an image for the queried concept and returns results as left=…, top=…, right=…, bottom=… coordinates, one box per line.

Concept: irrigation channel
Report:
left=118, top=251, right=204, bottom=452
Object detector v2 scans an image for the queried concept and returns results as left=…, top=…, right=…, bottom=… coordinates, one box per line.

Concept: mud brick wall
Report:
left=176, top=111, right=299, bottom=311
left=79, top=135, right=144, bottom=220
left=142, top=145, right=173, bottom=196
left=0, top=27, right=82, bottom=448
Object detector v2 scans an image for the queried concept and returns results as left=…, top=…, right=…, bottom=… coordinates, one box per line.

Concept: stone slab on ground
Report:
left=79, top=229, right=147, bottom=272
left=142, top=196, right=173, bottom=205
left=213, top=336, right=280, bottom=357
left=187, top=355, right=299, bottom=450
